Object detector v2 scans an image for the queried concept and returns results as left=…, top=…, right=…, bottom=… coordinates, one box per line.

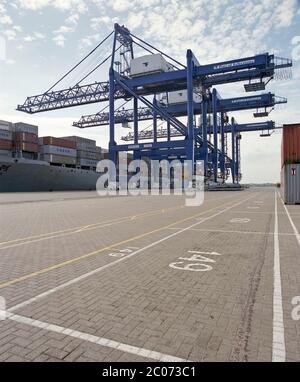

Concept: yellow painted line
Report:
left=0, top=205, right=179, bottom=246
left=0, top=193, right=248, bottom=290
left=0, top=194, right=234, bottom=247
left=0, top=205, right=183, bottom=250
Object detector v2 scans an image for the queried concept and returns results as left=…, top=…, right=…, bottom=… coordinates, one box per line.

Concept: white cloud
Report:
left=16, top=0, right=87, bottom=13
left=16, top=0, right=49, bottom=10
left=110, top=0, right=133, bottom=12
left=3, top=29, right=17, bottom=41
left=111, top=0, right=298, bottom=65
left=91, top=17, right=105, bottom=30
left=66, top=13, right=80, bottom=24
left=52, top=34, right=66, bottom=47
left=34, top=32, right=46, bottom=39
left=79, top=33, right=101, bottom=48
left=13, top=26, right=23, bottom=32
left=23, top=32, right=45, bottom=42
left=0, top=14, right=13, bottom=25
left=90, top=16, right=119, bottom=31
left=53, top=25, right=74, bottom=34
left=52, top=24, right=75, bottom=47
left=0, top=4, right=6, bottom=13
left=24, top=35, right=35, bottom=42
left=293, top=64, right=300, bottom=79
left=274, top=0, right=297, bottom=27
left=127, top=12, right=144, bottom=30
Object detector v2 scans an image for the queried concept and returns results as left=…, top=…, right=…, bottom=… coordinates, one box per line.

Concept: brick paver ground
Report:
left=0, top=188, right=299, bottom=362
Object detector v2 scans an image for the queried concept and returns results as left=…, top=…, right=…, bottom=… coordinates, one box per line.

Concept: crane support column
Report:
left=133, top=97, right=140, bottom=162
left=235, top=134, right=240, bottom=183
left=212, top=88, right=218, bottom=182
left=186, top=50, right=195, bottom=171
left=109, top=68, right=117, bottom=172
left=153, top=97, right=158, bottom=143
left=167, top=121, right=171, bottom=141
left=220, top=112, right=226, bottom=181
left=108, top=26, right=118, bottom=169
left=201, top=98, right=208, bottom=177
left=133, top=97, right=138, bottom=145
left=231, top=117, right=236, bottom=183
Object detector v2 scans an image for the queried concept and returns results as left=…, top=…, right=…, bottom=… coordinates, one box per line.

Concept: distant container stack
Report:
left=14, top=122, right=39, bottom=159
left=0, top=120, right=105, bottom=172
left=62, top=136, right=102, bottom=169
left=281, top=123, right=300, bottom=204
left=39, top=136, right=77, bottom=166
left=0, top=120, right=13, bottom=157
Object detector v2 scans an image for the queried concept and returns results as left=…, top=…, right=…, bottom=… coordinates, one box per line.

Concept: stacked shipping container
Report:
left=39, top=136, right=77, bottom=165
left=0, top=120, right=13, bottom=157
left=62, top=136, right=101, bottom=168
left=281, top=123, right=300, bottom=204
left=0, top=120, right=104, bottom=171
left=14, top=122, right=39, bottom=158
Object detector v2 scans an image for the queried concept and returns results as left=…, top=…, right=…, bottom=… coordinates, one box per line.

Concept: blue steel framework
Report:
left=17, top=23, right=292, bottom=184
left=72, top=93, right=286, bottom=128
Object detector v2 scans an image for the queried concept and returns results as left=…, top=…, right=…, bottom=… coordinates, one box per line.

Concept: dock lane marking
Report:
left=1, top=197, right=242, bottom=291
left=0, top=205, right=184, bottom=250
left=0, top=195, right=245, bottom=291
left=166, top=227, right=296, bottom=236
left=0, top=194, right=237, bottom=248
left=278, top=193, right=300, bottom=247
left=230, top=218, right=250, bottom=223
left=7, top=193, right=258, bottom=312
left=5, top=312, right=187, bottom=362
left=272, top=191, right=286, bottom=362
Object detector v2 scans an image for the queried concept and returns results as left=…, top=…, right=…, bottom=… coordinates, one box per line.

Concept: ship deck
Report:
left=0, top=187, right=299, bottom=362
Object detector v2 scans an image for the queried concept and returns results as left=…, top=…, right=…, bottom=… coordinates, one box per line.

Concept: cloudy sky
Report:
left=0, top=0, right=300, bottom=183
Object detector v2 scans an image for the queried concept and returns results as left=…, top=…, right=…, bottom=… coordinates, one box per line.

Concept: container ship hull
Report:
left=0, top=157, right=102, bottom=192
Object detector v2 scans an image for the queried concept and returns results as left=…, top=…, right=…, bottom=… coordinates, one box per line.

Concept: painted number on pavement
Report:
left=169, top=251, right=221, bottom=272
left=108, top=247, right=139, bottom=258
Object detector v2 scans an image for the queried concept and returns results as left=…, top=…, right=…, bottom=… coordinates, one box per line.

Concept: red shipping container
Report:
left=15, top=142, right=38, bottom=153
left=282, top=124, right=300, bottom=167
left=15, top=132, right=38, bottom=144
left=39, top=136, right=76, bottom=149
left=0, top=139, right=12, bottom=150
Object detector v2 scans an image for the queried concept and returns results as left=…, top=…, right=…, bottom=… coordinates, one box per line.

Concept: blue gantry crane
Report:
left=72, top=93, right=287, bottom=128
left=17, top=23, right=293, bottom=185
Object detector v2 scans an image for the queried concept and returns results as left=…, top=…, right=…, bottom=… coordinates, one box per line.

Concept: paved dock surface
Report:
left=0, top=187, right=299, bottom=362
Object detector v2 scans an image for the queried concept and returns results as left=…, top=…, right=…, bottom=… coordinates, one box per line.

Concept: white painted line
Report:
left=8, top=193, right=257, bottom=313
left=166, top=227, right=296, bottom=236
left=272, top=191, right=286, bottom=362
left=231, top=211, right=275, bottom=215
left=6, top=312, right=187, bottom=362
left=233, top=211, right=300, bottom=216
left=278, top=192, right=300, bottom=247
left=230, top=218, right=250, bottom=223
